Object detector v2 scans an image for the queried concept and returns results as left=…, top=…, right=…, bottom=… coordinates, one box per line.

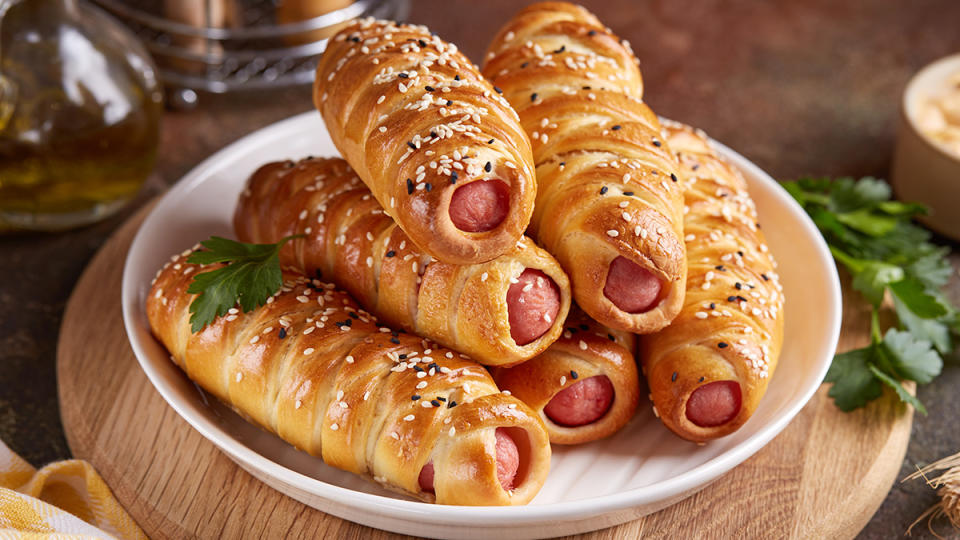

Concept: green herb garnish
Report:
left=185, top=235, right=302, bottom=333
left=784, top=177, right=954, bottom=413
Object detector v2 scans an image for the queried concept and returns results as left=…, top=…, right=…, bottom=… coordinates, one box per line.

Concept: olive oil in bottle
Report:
left=0, top=0, right=162, bottom=231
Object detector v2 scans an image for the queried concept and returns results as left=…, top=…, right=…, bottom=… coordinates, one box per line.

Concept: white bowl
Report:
left=121, top=112, right=841, bottom=539
left=891, top=53, right=960, bottom=240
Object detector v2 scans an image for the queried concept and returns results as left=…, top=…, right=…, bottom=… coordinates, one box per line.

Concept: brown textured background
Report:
left=2, top=1, right=959, bottom=538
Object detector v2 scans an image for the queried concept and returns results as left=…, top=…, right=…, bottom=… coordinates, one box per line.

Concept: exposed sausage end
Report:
left=685, top=380, right=742, bottom=427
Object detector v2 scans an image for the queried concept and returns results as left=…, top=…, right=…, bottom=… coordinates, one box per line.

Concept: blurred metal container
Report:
left=91, top=0, right=409, bottom=106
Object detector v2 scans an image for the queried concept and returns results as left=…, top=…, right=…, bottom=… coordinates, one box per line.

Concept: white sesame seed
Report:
left=560, top=375, right=567, bottom=385
left=695, top=312, right=709, bottom=319
left=304, top=348, right=315, bottom=355
left=606, top=230, right=619, bottom=237
left=235, top=372, right=243, bottom=382
left=403, top=414, right=415, bottom=422
left=416, top=381, right=427, bottom=389
left=363, top=391, right=370, bottom=401
left=249, top=335, right=260, bottom=344
left=346, top=355, right=354, bottom=364
left=331, top=423, right=339, bottom=431
left=295, top=399, right=302, bottom=409
left=579, top=340, right=588, bottom=350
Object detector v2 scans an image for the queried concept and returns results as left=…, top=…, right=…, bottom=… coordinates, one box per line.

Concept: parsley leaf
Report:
left=185, top=235, right=302, bottom=332
left=824, top=347, right=883, bottom=411
left=784, top=176, right=955, bottom=413
left=880, top=328, right=942, bottom=384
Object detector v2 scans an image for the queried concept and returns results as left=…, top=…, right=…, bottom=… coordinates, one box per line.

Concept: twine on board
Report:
left=904, top=451, right=960, bottom=538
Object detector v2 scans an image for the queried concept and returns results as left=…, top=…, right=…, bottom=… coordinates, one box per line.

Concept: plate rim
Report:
left=121, top=110, right=842, bottom=525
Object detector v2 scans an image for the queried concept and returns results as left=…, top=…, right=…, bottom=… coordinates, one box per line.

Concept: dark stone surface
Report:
left=1, top=1, right=958, bottom=537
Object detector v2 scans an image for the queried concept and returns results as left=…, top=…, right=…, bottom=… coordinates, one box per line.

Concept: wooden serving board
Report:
left=57, top=202, right=913, bottom=539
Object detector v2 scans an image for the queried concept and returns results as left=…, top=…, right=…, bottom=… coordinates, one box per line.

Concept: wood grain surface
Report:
left=57, top=202, right=913, bottom=539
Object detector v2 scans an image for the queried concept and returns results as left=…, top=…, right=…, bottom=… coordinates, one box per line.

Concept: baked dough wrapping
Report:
left=639, top=121, right=784, bottom=442
left=234, top=156, right=571, bottom=366
left=146, top=254, right=551, bottom=505
left=483, top=1, right=686, bottom=334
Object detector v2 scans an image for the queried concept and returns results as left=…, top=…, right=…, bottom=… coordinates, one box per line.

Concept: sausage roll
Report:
left=314, top=18, right=536, bottom=265
left=146, top=254, right=551, bottom=505
left=639, top=121, right=785, bottom=443
left=234, top=156, right=571, bottom=367
left=492, top=308, right=639, bottom=445
left=483, top=1, right=686, bottom=334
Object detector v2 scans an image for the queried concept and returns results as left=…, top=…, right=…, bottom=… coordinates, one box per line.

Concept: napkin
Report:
left=0, top=439, right=145, bottom=539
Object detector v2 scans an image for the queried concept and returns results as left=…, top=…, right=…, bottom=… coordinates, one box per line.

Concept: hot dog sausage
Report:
left=449, top=179, right=510, bottom=232
left=603, top=256, right=662, bottom=313
left=507, top=269, right=561, bottom=346
left=543, top=375, right=615, bottom=427
left=685, top=380, right=742, bottom=427
left=418, top=427, right=520, bottom=492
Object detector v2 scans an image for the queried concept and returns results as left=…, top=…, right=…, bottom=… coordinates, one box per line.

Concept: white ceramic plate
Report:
left=121, top=111, right=842, bottom=539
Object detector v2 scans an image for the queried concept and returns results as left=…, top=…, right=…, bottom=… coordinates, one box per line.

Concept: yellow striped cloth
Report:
left=0, top=439, right=145, bottom=539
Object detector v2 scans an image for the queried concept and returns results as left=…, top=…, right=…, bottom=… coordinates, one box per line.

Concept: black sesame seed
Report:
left=406, top=178, right=414, bottom=194
left=671, top=371, right=678, bottom=382
left=412, top=395, right=421, bottom=401
left=487, top=138, right=495, bottom=144
left=579, top=323, right=589, bottom=331
left=447, top=400, right=457, bottom=408
left=386, top=250, right=396, bottom=258
left=494, top=86, right=503, bottom=94
left=611, top=125, right=622, bottom=130
left=450, top=171, right=458, bottom=184
left=446, top=100, right=453, bottom=106
left=715, top=265, right=725, bottom=271
left=737, top=250, right=744, bottom=257
left=624, top=191, right=634, bottom=196
left=735, top=282, right=742, bottom=290
left=761, top=273, right=770, bottom=281
left=570, top=370, right=579, bottom=379
left=692, top=164, right=700, bottom=171
left=398, top=72, right=409, bottom=78
left=436, top=396, right=447, bottom=402
left=698, top=376, right=705, bottom=383
left=454, top=74, right=460, bottom=81
left=588, top=30, right=597, bottom=36
left=567, top=327, right=578, bottom=334
left=727, top=296, right=737, bottom=302
left=390, top=337, right=400, bottom=344
left=430, top=130, right=438, bottom=138
left=278, top=328, right=287, bottom=339
left=348, top=312, right=359, bottom=319
left=530, top=92, right=538, bottom=101
left=600, top=186, right=609, bottom=195
left=428, top=363, right=438, bottom=371
left=559, top=161, right=566, bottom=167
left=670, top=173, right=678, bottom=182
left=718, top=342, right=728, bottom=349
left=582, top=85, right=591, bottom=90
left=484, top=161, right=492, bottom=173
left=553, top=45, right=566, bottom=53
left=521, top=62, right=529, bottom=68
left=737, top=295, right=748, bottom=302
left=418, top=39, right=427, bottom=48
left=431, top=400, right=441, bottom=407
left=756, top=223, right=762, bottom=229
left=607, top=333, right=615, bottom=341
left=350, top=36, right=360, bottom=42
left=398, top=353, right=407, bottom=359
left=425, top=183, right=432, bottom=192
left=709, top=302, right=716, bottom=310
left=425, top=85, right=435, bottom=92
left=652, top=140, right=662, bottom=147
left=407, top=141, right=416, bottom=150
left=413, top=365, right=424, bottom=372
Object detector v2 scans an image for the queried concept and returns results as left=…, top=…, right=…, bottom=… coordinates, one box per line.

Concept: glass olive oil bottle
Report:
left=0, top=0, right=162, bottom=231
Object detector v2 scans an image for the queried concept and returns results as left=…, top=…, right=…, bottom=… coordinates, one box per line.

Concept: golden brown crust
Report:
left=234, top=156, right=571, bottom=366
left=314, top=18, right=536, bottom=265
left=482, top=1, right=686, bottom=334
left=492, top=308, right=638, bottom=445
left=639, top=121, right=785, bottom=443
left=146, top=255, right=551, bottom=505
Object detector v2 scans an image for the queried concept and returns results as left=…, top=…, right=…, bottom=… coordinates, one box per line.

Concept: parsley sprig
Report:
left=185, top=235, right=302, bottom=333
left=784, top=177, right=954, bottom=413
